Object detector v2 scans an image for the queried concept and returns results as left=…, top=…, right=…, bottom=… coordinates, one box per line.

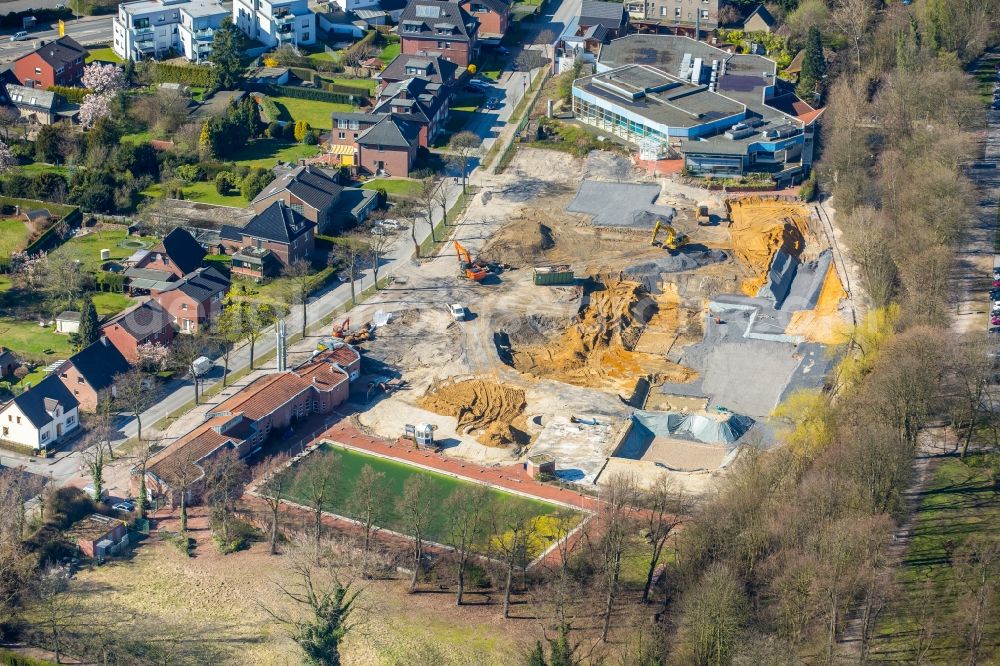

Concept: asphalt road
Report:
left=0, top=15, right=113, bottom=61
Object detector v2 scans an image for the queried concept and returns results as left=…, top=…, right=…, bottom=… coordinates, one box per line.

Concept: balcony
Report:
left=193, top=28, right=214, bottom=41
left=273, top=11, right=294, bottom=23
left=133, top=26, right=155, bottom=37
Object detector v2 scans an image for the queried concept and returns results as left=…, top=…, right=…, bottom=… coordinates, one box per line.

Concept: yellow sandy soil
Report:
left=511, top=280, right=697, bottom=394
left=785, top=262, right=849, bottom=344
left=726, top=197, right=810, bottom=296
left=417, top=379, right=529, bottom=447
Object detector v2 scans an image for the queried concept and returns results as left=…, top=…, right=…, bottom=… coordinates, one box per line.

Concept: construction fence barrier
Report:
left=493, top=66, right=551, bottom=175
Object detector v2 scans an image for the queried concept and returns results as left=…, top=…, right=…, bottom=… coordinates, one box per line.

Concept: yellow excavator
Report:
left=650, top=219, right=688, bottom=251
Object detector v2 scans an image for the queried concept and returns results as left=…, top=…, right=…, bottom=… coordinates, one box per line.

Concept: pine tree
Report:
left=210, top=19, right=244, bottom=92
left=797, top=26, right=826, bottom=100
left=527, top=641, right=546, bottom=666
left=77, top=295, right=99, bottom=349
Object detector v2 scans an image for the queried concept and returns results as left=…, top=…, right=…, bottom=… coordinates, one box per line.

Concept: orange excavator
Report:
left=332, top=318, right=350, bottom=338
left=454, top=240, right=488, bottom=282
left=332, top=317, right=372, bottom=344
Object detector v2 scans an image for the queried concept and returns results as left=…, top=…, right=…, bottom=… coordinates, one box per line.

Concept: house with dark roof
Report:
left=372, top=75, right=450, bottom=143
left=377, top=53, right=459, bottom=92
left=55, top=337, right=132, bottom=412
left=136, top=345, right=360, bottom=504
left=134, top=227, right=207, bottom=279
left=0, top=348, right=17, bottom=378
left=251, top=165, right=347, bottom=234
left=578, top=0, right=627, bottom=40
left=13, top=36, right=88, bottom=89
left=399, top=0, right=479, bottom=67
left=101, top=300, right=176, bottom=363
left=150, top=266, right=230, bottom=334
left=357, top=114, right=422, bottom=177
left=743, top=5, right=777, bottom=33
left=220, top=201, right=316, bottom=280
left=5, top=84, right=77, bottom=125
left=460, top=0, right=510, bottom=40
left=0, top=375, right=80, bottom=452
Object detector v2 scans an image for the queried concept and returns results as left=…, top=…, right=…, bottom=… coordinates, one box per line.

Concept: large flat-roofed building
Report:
left=573, top=34, right=820, bottom=183
left=113, top=0, right=228, bottom=62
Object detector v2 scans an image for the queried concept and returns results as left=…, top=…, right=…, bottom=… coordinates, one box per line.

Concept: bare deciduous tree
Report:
left=349, top=464, right=388, bottom=579
left=281, top=260, right=314, bottom=337
left=294, top=450, right=340, bottom=564
left=640, top=475, right=683, bottom=604
left=444, top=485, right=490, bottom=605
left=114, top=368, right=148, bottom=441
left=598, top=473, right=638, bottom=641
left=203, top=448, right=249, bottom=548
left=256, top=454, right=291, bottom=555
left=396, top=474, right=434, bottom=593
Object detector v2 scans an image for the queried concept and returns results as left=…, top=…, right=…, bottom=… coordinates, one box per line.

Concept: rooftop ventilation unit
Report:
left=708, top=59, right=719, bottom=92
left=691, top=57, right=703, bottom=84
left=679, top=52, right=692, bottom=80
left=762, top=124, right=799, bottom=140
left=725, top=125, right=756, bottom=140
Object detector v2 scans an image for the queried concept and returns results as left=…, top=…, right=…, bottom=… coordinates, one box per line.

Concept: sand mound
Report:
left=417, top=379, right=529, bottom=448
left=727, top=197, right=810, bottom=296
left=785, top=262, right=849, bottom=344
left=507, top=280, right=697, bottom=394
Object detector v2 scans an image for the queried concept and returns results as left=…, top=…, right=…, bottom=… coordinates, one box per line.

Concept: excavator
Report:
left=331, top=318, right=372, bottom=344
left=650, top=219, right=688, bottom=251
left=454, top=240, right=489, bottom=282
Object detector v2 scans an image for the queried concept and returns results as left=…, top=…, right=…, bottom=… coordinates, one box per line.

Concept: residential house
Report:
left=66, top=514, right=129, bottom=558
left=743, top=4, right=775, bottom=33
left=151, top=266, right=230, bottom=334
left=628, top=0, right=718, bottom=36
left=5, top=84, right=76, bottom=125
left=134, top=227, right=207, bottom=279
left=12, top=36, right=88, bottom=89
left=399, top=0, right=479, bottom=67
left=459, top=0, right=510, bottom=41
left=138, top=345, right=360, bottom=503
left=54, top=337, right=132, bottom=412
left=377, top=53, right=458, bottom=92
left=220, top=201, right=316, bottom=280
left=113, top=0, right=229, bottom=62
left=371, top=75, right=450, bottom=144
left=577, top=0, right=627, bottom=40
left=0, top=375, right=80, bottom=452
left=251, top=165, right=344, bottom=233
left=233, top=0, right=317, bottom=48
left=357, top=114, right=421, bottom=176
left=101, top=300, right=176, bottom=364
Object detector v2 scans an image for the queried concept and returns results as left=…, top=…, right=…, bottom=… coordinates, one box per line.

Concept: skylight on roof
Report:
left=415, top=4, right=441, bottom=18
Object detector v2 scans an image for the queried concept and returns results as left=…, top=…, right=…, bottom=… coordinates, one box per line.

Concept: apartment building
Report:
left=628, top=0, right=718, bottom=36
left=113, top=0, right=228, bottom=62
left=233, top=0, right=316, bottom=48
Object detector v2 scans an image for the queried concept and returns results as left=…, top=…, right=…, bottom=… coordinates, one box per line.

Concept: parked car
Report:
left=465, top=79, right=491, bottom=92
left=449, top=303, right=467, bottom=321
left=486, top=97, right=500, bottom=110
left=191, top=356, right=212, bottom=377
left=113, top=501, right=135, bottom=513
left=379, top=218, right=401, bottom=230
left=10, top=31, right=28, bottom=41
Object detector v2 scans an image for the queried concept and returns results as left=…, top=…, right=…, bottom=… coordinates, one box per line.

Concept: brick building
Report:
left=251, top=166, right=344, bottom=234
left=377, top=53, right=458, bottom=92
left=460, top=0, right=510, bottom=40
left=13, top=36, right=88, bottom=89
left=138, top=345, right=361, bottom=504
left=399, top=0, right=479, bottom=67
left=101, top=300, right=175, bottom=364
left=221, top=201, right=316, bottom=280
left=133, top=227, right=207, bottom=279
left=150, top=266, right=229, bottom=334
left=55, top=337, right=132, bottom=412
left=65, top=514, right=128, bottom=559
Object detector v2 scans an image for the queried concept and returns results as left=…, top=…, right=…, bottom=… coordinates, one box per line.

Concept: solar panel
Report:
left=415, top=5, right=440, bottom=18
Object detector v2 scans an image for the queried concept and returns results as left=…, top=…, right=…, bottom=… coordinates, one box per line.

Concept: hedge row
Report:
left=0, top=195, right=76, bottom=218
left=254, top=93, right=281, bottom=123
left=48, top=85, right=92, bottom=103
left=0, top=438, right=43, bottom=457
left=150, top=61, right=214, bottom=87
left=323, top=82, right=373, bottom=97
left=251, top=83, right=366, bottom=106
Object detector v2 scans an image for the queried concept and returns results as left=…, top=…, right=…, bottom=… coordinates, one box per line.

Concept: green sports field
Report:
left=280, top=442, right=581, bottom=556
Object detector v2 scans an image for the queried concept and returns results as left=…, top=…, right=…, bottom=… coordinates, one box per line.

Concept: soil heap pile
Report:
left=417, top=379, right=529, bottom=448
left=508, top=280, right=697, bottom=394
left=727, top=198, right=810, bottom=296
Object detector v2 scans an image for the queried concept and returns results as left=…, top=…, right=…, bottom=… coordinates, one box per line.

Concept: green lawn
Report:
left=144, top=181, right=249, bottom=207
left=280, top=443, right=581, bottom=557
left=92, top=291, right=133, bottom=317
left=86, top=46, right=123, bottom=64
left=0, top=318, right=74, bottom=359
left=15, top=368, right=49, bottom=390
left=870, top=454, right=1000, bottom=662
left=0, top=218, right=30, bottom=258
left=121, top=130, right=153, bottom=144
left=272, top=96, right=353, bottom=130
left=476, top=53, right=506, bottom=81
left=379, top=42, right=401, bottom=65
left=325, top=77, right=376, bottom=95
left=49, top=229, right=158, bottom=274
left=308, top=50, right=340, bottom=64
left=230, top=139, right=320, bottom=169
left=16, top=163, right=71, bottom=178
left=362, top=178, right=423, bottom=198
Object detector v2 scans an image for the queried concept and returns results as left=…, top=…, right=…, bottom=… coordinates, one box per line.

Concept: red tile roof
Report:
left=147, top=414, right=236, bottom=482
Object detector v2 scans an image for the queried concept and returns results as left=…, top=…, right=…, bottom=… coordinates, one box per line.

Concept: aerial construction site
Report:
left=347, top=148, right=853, bottom=493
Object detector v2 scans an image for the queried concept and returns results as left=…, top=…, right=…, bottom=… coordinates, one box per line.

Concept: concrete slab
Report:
left=530, top=415, right=630, bottom=484
left=566, top=180, right=671, bottom=229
